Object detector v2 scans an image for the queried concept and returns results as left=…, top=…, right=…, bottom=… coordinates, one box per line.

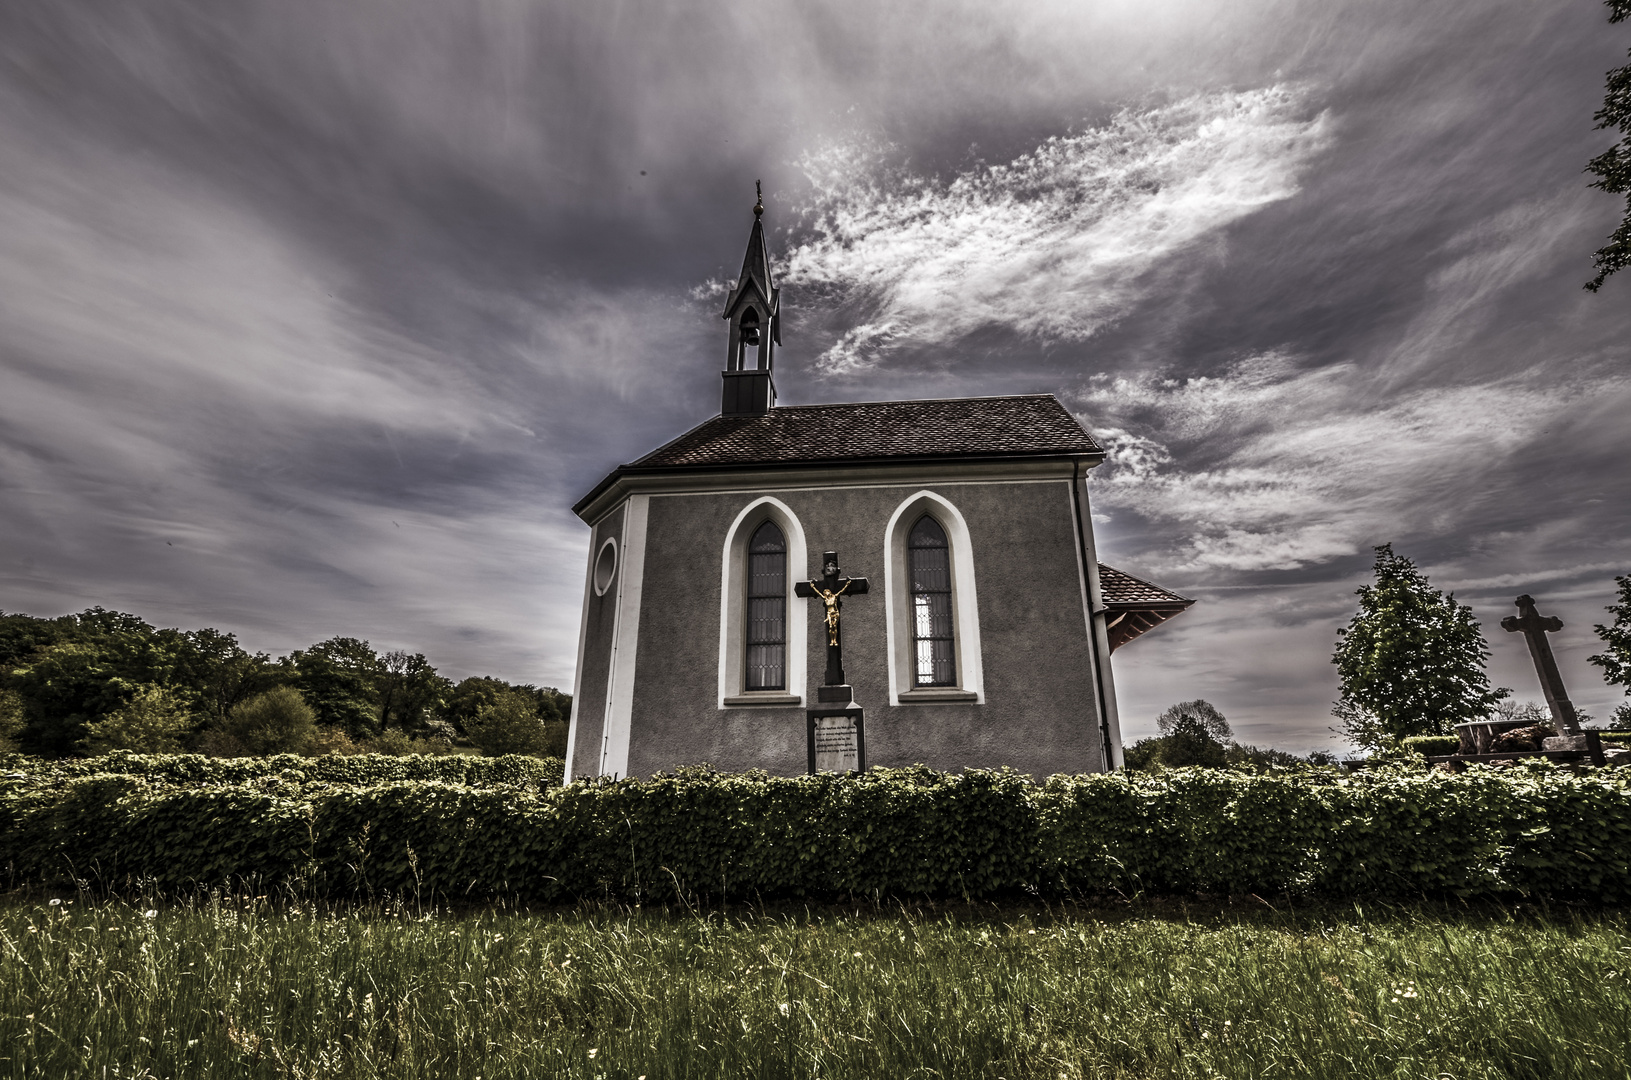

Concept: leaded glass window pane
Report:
left=745, top=521, right=786, bottom=690
left=908, top=516, right=956, bottom=686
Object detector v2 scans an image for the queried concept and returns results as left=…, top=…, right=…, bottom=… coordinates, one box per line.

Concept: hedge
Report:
left=0, top=751, right=563, bottom=789
left=4, top=760, right=1629, bottom=904
left=1402, top=733, right=1631, bottom=757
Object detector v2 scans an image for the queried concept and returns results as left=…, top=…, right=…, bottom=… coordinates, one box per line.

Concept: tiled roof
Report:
left=1097, top=564, right=1192, bottom=608
left=629, top=395, right=1101, bottom=470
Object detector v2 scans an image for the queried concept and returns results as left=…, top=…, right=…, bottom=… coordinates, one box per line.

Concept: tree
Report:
left=0, top=688, right=24, bottom=752
left=1157, top=700, right=1233, bottom=743
left=78, top=684, right=193, bottom=754
left=1589, top=573, right=1631, bottom=711
left=375, top=650, right=452, bottom=734
left=1332, top=545, right=1507, bottom=750
left=464, top=688, right=564, bottom=757
left=287, top=637, right=382, bottom=736
left=1586, top=0, right=1631, bottom=291
left=218, top=686, right=318, bottom=756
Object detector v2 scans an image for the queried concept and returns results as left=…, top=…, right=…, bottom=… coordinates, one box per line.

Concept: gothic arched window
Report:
left=908, top=515, right=956, bottom=686
left=745, top=520, right=787, bottom=690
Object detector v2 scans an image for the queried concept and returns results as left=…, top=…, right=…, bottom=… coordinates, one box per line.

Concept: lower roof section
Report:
left=1097, top=564, right=1194, bottom=652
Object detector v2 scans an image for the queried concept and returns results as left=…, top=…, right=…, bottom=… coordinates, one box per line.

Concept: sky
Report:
left=1, top=0, right=1628, bottom=755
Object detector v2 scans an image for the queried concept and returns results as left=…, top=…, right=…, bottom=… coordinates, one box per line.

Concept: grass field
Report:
left=1, top=894, right=1627, bottom=1079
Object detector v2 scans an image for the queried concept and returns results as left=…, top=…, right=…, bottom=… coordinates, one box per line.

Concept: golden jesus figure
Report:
left=794, top=551, right=870, bottom=686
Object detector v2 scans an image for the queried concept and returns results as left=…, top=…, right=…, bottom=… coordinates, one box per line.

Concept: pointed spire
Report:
left=726, top=180, right=776, bottom=316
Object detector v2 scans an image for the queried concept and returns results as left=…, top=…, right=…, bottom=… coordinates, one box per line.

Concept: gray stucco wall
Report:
left=619, top=480, right=1105, bottom=779
left=568, top=504, right=624, bottom=780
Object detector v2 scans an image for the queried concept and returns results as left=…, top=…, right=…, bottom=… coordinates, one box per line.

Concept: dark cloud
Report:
left=0, top=0, right=1627, bottom=749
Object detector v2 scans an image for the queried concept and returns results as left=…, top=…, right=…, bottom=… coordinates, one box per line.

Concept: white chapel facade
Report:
left=563, top=196, right=1189, bottom=780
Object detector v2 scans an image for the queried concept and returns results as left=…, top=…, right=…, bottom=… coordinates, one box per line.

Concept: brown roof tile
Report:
left=1097, top=564, right=1192, bottom=608
left=630, top=394, right=1101, bottom=469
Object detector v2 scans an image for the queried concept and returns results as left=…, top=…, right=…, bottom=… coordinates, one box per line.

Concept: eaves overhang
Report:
left=572, top=447, right=1107, bottom=525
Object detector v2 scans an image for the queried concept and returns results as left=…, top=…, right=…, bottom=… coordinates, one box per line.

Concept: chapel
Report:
left=563, top=194, right=1190, bottom=781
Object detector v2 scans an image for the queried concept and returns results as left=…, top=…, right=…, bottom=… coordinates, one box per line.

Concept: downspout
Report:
left=1070, top=458, right=1121, bottom=771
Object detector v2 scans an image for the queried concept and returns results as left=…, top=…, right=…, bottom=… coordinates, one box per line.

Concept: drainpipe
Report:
left=1070, top=459, right=1122, bottom=771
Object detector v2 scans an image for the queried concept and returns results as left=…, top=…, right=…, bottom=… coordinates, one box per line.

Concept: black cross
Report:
left=1500, top=594, right=1581, bottom=734
left=795, top=550, right=869, bottom=686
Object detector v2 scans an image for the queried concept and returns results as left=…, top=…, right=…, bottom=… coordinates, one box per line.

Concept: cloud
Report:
left=782, top=85, right=1333, bottom=373
left=1076, top=353, right=1631, bottom=573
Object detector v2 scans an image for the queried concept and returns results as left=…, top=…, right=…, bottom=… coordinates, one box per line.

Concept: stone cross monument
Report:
left=795, top=551, right=870, bottom=772
left=1501, top=593, right=1582, bottom=735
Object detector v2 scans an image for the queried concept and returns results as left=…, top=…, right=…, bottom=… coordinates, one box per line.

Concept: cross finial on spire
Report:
left=754, top=179, right=763, bottom=218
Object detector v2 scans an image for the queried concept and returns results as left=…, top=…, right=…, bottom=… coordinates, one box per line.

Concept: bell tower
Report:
left=720, top=182, right=780, bottom=416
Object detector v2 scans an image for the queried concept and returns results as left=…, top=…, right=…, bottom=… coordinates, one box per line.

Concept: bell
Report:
left=741, top=327, right=761, bottom=346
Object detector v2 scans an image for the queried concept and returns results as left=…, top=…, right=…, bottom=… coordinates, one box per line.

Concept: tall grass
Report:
left=1, top=894, right=1626, bottom=1079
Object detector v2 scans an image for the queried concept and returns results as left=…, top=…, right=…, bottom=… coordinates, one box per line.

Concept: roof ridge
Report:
left=767, top=393, right=1061, bottom=412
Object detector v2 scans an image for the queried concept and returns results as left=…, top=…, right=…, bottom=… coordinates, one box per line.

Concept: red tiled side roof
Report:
left=1097, top=564, right=1192, bottom=608
left=629, top=394, right=1102, bottom=469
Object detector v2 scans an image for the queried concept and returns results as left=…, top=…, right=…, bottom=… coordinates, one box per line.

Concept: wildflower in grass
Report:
left=587, top=1048, right=598, bottom=1059
left=779, top=1003, right=791, bottom=1017
left=144, top=909, right=157, bottom=919
left=48, top=898, right=61, bottom=907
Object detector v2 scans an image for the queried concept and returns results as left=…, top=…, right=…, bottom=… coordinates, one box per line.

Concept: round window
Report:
left=593, top=538, right=618, bottom=596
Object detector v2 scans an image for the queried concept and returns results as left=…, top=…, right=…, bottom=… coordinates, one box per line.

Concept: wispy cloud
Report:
left=1076, top=354, right=1631, bottom=573
left=783, top=86, right=1333, bottom=373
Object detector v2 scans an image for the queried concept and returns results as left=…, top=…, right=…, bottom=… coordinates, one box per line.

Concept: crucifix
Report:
left=1501, top=594, right=1581, bottom=735
left=795, top=550, right=869, bottom=687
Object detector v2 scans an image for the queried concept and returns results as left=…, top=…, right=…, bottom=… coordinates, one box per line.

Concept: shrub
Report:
left=77, top=685, right=194, bottom=754
left=2, top=760, right=1627, bottom=904
left=464, top=689, right=564, bottom=757
left=219, top=687, right=318, bottom=756
left=0, top=689, right=24, bottom=753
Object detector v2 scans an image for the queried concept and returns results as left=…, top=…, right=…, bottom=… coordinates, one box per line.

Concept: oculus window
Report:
left=908, top=515, right=956, bottom=686
left=745, top=521, right=787, bottom=690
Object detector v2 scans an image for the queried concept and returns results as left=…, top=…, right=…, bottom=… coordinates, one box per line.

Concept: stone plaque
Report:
left=808, top=713, right=864, bottom=774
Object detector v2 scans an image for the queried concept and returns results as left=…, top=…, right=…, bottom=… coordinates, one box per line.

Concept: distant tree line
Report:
left=1123, top=700, right=1339, bottom=772
left=0, top=608, right=570, bottom=759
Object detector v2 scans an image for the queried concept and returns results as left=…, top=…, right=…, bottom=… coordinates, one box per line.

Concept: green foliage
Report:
left=1588, top=575, right=1631, bottom=706
left=464, top=688, right=566, bottom=757
left=287, top=637, right=384, bottom=737
left=0, top=689, right=23, bottom=752
left=1586, top=0, right=1631, bottom=290
left=76, top=685, right=195, bottom=755
left=3, top=759, right=1628, bottom=904
left=218, top=687, right=318, bottom=757
left=444, top=677, right=570, bottom=735
left=1402, top=735, right=1461, bottom=757
left=1332, top=545, right=1506, bottom=750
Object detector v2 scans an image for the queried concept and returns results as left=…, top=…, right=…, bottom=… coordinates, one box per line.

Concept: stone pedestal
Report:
left=807, top=685, right=865, bottom=774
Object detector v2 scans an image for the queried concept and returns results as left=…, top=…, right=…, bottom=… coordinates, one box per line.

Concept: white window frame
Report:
left=718, top=496, right=807, bottom=707
left=883, top=490, right=984, bottom=705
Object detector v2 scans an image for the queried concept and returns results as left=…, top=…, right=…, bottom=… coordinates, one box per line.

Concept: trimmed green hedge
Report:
left=5, top=761, right=1629, bottom=903
left=1401, top=733, right=1631, bottom=757
left=0, top=752, right=563, bottom=788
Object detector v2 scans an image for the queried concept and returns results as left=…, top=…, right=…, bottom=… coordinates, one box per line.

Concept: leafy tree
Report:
left=444, top=676, right=569, bottom=734
left=78, top=684, right=193, bottom=754
left=169, top=627, right=278, bottom=724
left=464, top=688, right=565, bottom=757
left=1586, top=0, right=1631, bottom=291
left=1331, top=544, right=1507, bottom=750
left=1589, top=573, right=1631, bottom=686
left=287, top=637, right=382, bottom=737
left=375, top=650, right=452, bottom=734
left=1157, top=700, right=1233, bottom=743
left=218, top=687, right=318, bottom=756
left=0, top=688, right=24, bottom=752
